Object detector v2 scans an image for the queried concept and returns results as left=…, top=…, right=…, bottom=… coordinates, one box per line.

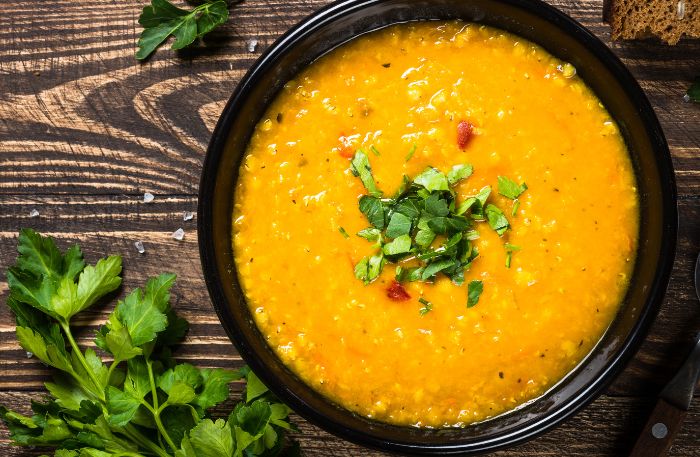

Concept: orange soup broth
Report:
left=233, top=22, right=639, bottom=427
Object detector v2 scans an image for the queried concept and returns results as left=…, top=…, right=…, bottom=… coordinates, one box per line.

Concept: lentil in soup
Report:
left=232, top=21, right=639, bottom=427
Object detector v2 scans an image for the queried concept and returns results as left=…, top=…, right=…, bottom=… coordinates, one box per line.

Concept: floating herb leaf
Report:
left=467, top=280, right=483, bottom=308
left=497, top=176, right=528, bottom=200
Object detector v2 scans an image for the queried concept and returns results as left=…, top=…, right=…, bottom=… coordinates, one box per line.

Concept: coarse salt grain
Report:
left=247, top=39, right=258, bottom=52
left=683, top=93, right=691, bottom=103
left=134, top=241, right=145, bottom=254
left=143, top=192, right=155, bottom=203
left=29, top=209, right=40, bottom=218
left=183, top=211, right=194, bottom=221
left=26, top=352, right=33, bottom=358
left=172, top=228, right=185, bottom=241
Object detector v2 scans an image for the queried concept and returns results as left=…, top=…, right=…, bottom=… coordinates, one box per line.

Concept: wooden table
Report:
left=0, top=0, right=698, bottom=455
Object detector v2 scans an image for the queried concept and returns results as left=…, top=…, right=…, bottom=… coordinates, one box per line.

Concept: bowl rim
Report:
left=198, top=0, right=678, bottom=454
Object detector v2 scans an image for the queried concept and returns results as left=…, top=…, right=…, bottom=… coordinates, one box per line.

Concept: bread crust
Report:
left=604, top=0, right=700, bottom=45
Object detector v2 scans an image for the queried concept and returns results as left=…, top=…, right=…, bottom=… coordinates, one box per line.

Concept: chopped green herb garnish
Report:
left=512, top=199, right=520, bottom=216
left=447, top=164, right=474, bottom=185
left=414, top=167, right=450, bottom=192
left=485, top=204, right=509, bottom=235
left=348, top=145, right=526, bottom=312
left=497, top=176, right=528, bottom=200
left=370, top=145, right=381, bottom=156
left=504, top=243, right=521, bottom=268
left=339, top=226, right=350, bottom=238
left=351, top=150, right=382, bottom=197
left=418, top=297, right=433, bottom=315
left=358, top=195, right=385, bottom=229
left=467, top=280, right=483, bottom=308
left=405, top=143, right=417, bottom=161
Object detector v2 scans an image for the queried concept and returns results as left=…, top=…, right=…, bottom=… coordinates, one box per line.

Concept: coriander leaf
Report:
left=357, top=227, right=381, bottom=241
left=354, top=257, right=370, bottom=283
left=421, top=259, right=456, bottom=280
left=106, top=386, right=141, bottom=427
left=358, top=195, right=385, bottom=229
left=415, top=228, right=436, bottom=247
left=485, top=204, right=509, bottom=235
left=167, top=382, right=197, bottom=405
left=136, top=0, right=229, bottom=60
left=385, top=212, right=412, bottom=238
left=424, top=194, right=449, bottom=216
left=351, top=150, right=382, bottom=197
left=182, top=418, right=234, bottom=457
left=245, top=370, right=269, bottom=403
left=124, top=358, right=151, bottom=400
left=467, top=280, right=484, bottom=308
left=158, top=363, right=202, bottom=394
left=687, top=77, right=700, bottom=103
left=15, top=326, right=73, bottom=373
left=195, top=368, right=241, bottom=411
left=96, top=317, right=142, bottom=363
left=383, top=235, right=412, bottom=256
left=367, top=253, right=385, bottom=282
left=370, top=145, right=381, bottom=156
left=456, top=197, right=477, bottom=215
left=476, top=185, right=492, bottom=206
left=45, top=375, right=90, bottom=411
left=447, top=164, right=473, bottom=185
left=338, top=226, right=350, bottom=238
left=413, top=167, right=449, bottom=192
left=497, top=176, right=528, bottom=199
left=115, top=273, right=175, bottom=347
left=74, top=256, right=122, bottom=316
left=393, top=197, right=422, bottom=219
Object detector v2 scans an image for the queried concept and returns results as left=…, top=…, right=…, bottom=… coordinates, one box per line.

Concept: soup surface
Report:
left=233, top=22, right=638, bottom=427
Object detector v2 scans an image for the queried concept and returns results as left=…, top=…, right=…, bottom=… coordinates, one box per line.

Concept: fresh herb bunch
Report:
left=1, top=229, right=298, bottom=456
left=348, top=149, right=527, bottom=310
left=136, top=0, right=230, bottom=60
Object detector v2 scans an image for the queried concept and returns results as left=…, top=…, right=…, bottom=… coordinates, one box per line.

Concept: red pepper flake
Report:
left=386, top=280, right=411, bottom=301
left=457, top=120, right=474, bottom=150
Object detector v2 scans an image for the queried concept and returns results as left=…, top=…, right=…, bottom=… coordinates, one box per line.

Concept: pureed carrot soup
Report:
left=232, top=21, right=639, bottom=427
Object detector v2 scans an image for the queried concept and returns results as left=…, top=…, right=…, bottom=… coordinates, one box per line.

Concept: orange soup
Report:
left=232, top=21, right=638, bottom=427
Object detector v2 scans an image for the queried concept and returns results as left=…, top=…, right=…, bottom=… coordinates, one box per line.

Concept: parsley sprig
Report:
left=1, top=229, right=298, bottom=457
left=350, top=150, right=527, bottom=310
left=136, top=0, right=230, bottom=60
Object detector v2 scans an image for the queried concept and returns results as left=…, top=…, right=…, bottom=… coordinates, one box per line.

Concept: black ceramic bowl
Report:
left=198, top=0, right=677, bottom=454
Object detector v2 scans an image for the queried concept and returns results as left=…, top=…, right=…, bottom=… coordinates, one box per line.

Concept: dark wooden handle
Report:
left=629, top=399, right=687, bottom=457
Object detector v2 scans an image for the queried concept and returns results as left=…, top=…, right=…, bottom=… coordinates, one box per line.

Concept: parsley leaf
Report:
left=485, top=204, right=510, bottom=235
left=351, top=150, right=382, bottom=197
left=383, top=235, right=412, bottom=256
left=497, top=176, right=528, bottom=199
left=467, top=280, right=484, bottom=308
left=358, top=195, right=385, bottom=229
left=385, top=212, right=412, bottom=238
left=447, top=164, right=473, bottom=185
left=413, top=167, right=450, bottom=192
left=136, top=0, right=229, bottom=60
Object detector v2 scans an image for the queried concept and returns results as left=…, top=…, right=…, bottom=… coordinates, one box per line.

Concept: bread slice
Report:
left=603, top=0, right=700, bottom=45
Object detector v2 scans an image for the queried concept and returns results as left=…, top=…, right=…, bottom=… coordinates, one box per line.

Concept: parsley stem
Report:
left=60, top=321, right=106, bottom=402
left=122, top=424, right=171, bottom=457
left=145, top=359, right=177, bottom=452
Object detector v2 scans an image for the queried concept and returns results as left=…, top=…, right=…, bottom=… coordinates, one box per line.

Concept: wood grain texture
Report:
left=0, top=0, right=699, bottom=455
